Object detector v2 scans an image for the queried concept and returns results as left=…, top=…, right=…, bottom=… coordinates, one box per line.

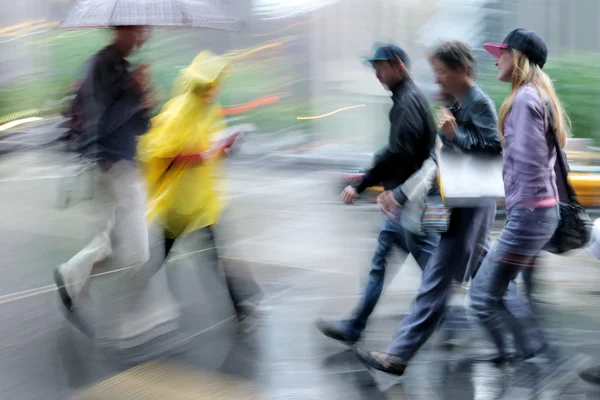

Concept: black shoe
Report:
left=580, top=364, right=600, bottom=386
left=355, top=348, right=407, bottom=376
left=315, top=319, right=357, bottom=347
left=235, top=300, right=262, bottom=336
left=235, top=300, right=258, bottom=322
left=54, top=267, right=73, bottom=312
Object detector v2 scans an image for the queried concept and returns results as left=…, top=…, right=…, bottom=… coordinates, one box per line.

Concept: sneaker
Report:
left=54, top=266, right=73, bottom=312
left=235, top=300, right=262, bottom=335
left=355, top=348, right=407, bottom=376
left=235, top=300, right=259, bottom=322
left=315, top=319, right=357, bottom=347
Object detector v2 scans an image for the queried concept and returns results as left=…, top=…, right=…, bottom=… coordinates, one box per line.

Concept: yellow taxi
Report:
left=339, top=150, right=600, bottom=209
left=566, top=152, right=600, bottom=208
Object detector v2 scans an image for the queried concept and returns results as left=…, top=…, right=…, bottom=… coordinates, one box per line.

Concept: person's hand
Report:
left=201, top=148, right=218, bottom=160
left=132, top=63, right=150, bottom=91
left=204, top=141, right=230, bottom=160
left=377, top=190, right=401, bottom=218
left=224, top=130, right=242, bottom=148
left=222, top=130, right=245, bottom=157
left=341, top=185, right=359, bottom=205
left=438, top=107, right=457, bottom=140
left=141, top=89, right=158, bottom=110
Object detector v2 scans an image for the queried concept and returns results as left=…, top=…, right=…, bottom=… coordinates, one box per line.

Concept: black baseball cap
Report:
left=364, top=44, right=410, bottom=69
left=484, top=28, right=548, bottom=68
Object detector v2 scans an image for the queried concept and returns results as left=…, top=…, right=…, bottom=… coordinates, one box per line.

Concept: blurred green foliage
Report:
left=0, top=29, right=310, bottom=133
left=477, top=54, right=600, bottom=140
left=3, top=30, right=599, bottom=140
left=0, top=30, right=109, bottom=119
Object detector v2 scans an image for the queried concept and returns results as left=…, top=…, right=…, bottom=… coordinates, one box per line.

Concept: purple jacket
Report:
left=502, top=85, right=558, bottom=210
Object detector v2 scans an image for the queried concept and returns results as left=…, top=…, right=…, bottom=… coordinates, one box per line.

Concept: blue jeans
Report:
left=470, top=206, right=559, bottom=359
left=339, top=218, right=439, bottom=341
left=521, top=268, right=534, bottom=299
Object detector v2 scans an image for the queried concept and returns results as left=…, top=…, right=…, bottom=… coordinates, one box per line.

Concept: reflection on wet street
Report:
left=0, top=153, right=599, bottom=399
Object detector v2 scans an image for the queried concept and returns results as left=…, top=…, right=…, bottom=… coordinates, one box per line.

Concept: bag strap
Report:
left=542, top=101, right=578, bottom=203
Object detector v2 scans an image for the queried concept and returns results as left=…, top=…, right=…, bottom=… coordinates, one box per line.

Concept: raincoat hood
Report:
left=173, top=50, right=230, bottom=97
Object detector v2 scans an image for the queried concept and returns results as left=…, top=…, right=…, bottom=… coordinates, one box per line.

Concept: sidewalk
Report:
left=0, top=151, right=599, bottom=308
left=0, top=122, right=599, bottom=311
left=1, top=157, right=599, bottom=399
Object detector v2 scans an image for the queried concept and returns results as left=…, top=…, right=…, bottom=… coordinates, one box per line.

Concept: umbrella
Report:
left=59, top=0, right=245, bottom=31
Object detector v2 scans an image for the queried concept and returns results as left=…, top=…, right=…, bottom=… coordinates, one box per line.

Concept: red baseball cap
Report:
left=484, top=28, right=548, bottom=68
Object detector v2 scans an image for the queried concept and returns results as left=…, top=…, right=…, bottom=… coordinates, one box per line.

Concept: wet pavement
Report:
left=1, top=150, right=600, bottom=398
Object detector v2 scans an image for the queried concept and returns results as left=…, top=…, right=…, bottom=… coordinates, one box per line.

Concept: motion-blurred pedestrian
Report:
left=470, top=28, right=573, bottom=389
left=137, top=51, right=262, bottom=322
left=54, top=26, right=155, bottom=312
left=356, top=40, right=502, bottom=375
left=317, top=44, right=438, bottom=346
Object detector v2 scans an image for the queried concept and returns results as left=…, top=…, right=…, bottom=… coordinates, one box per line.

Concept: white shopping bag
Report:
left=438, top=145, right=505, bottom=207
left=586, top=218, right=600, bottom=260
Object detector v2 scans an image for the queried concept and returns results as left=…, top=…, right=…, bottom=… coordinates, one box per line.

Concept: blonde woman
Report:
left=470, top=29, right=567, bottom=369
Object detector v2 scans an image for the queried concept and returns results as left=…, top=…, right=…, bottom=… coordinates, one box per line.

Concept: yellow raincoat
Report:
left=137, top=51, right=230, bottom=238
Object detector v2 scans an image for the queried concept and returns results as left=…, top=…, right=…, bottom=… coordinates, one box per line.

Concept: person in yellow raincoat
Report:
left=137, top=51, right=260, bottom=320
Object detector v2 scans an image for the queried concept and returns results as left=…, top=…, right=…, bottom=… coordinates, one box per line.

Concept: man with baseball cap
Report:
left=316, top=44, right=439, bottom=346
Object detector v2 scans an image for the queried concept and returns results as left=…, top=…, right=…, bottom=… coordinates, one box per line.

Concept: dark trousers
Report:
left=164, top=227, right=260, bottom=310
left=385, top=203, right=496, bottom=360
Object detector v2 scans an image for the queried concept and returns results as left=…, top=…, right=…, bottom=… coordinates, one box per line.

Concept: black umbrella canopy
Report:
left=59, top=0, right=245, bottom=31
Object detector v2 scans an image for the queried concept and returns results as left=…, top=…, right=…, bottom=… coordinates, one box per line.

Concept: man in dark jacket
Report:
left=54, top=26, right=155, bottom=312
left=317, top=45, right=439, bottom=345
left=341, top=49, right=436, bottom=202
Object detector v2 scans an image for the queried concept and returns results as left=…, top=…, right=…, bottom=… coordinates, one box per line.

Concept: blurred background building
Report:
left=1, top=0, right=599, bottom=152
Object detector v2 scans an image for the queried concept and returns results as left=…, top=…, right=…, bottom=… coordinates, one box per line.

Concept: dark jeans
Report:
left=164, top=227, right=260, bottom=310
left=385, top=203, right=496, bottom=360
left=521, top=268, right=534, bottom=299
left=470, top=206, right=559, bottom=358
left=338, top=218, right=440, bottom=341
